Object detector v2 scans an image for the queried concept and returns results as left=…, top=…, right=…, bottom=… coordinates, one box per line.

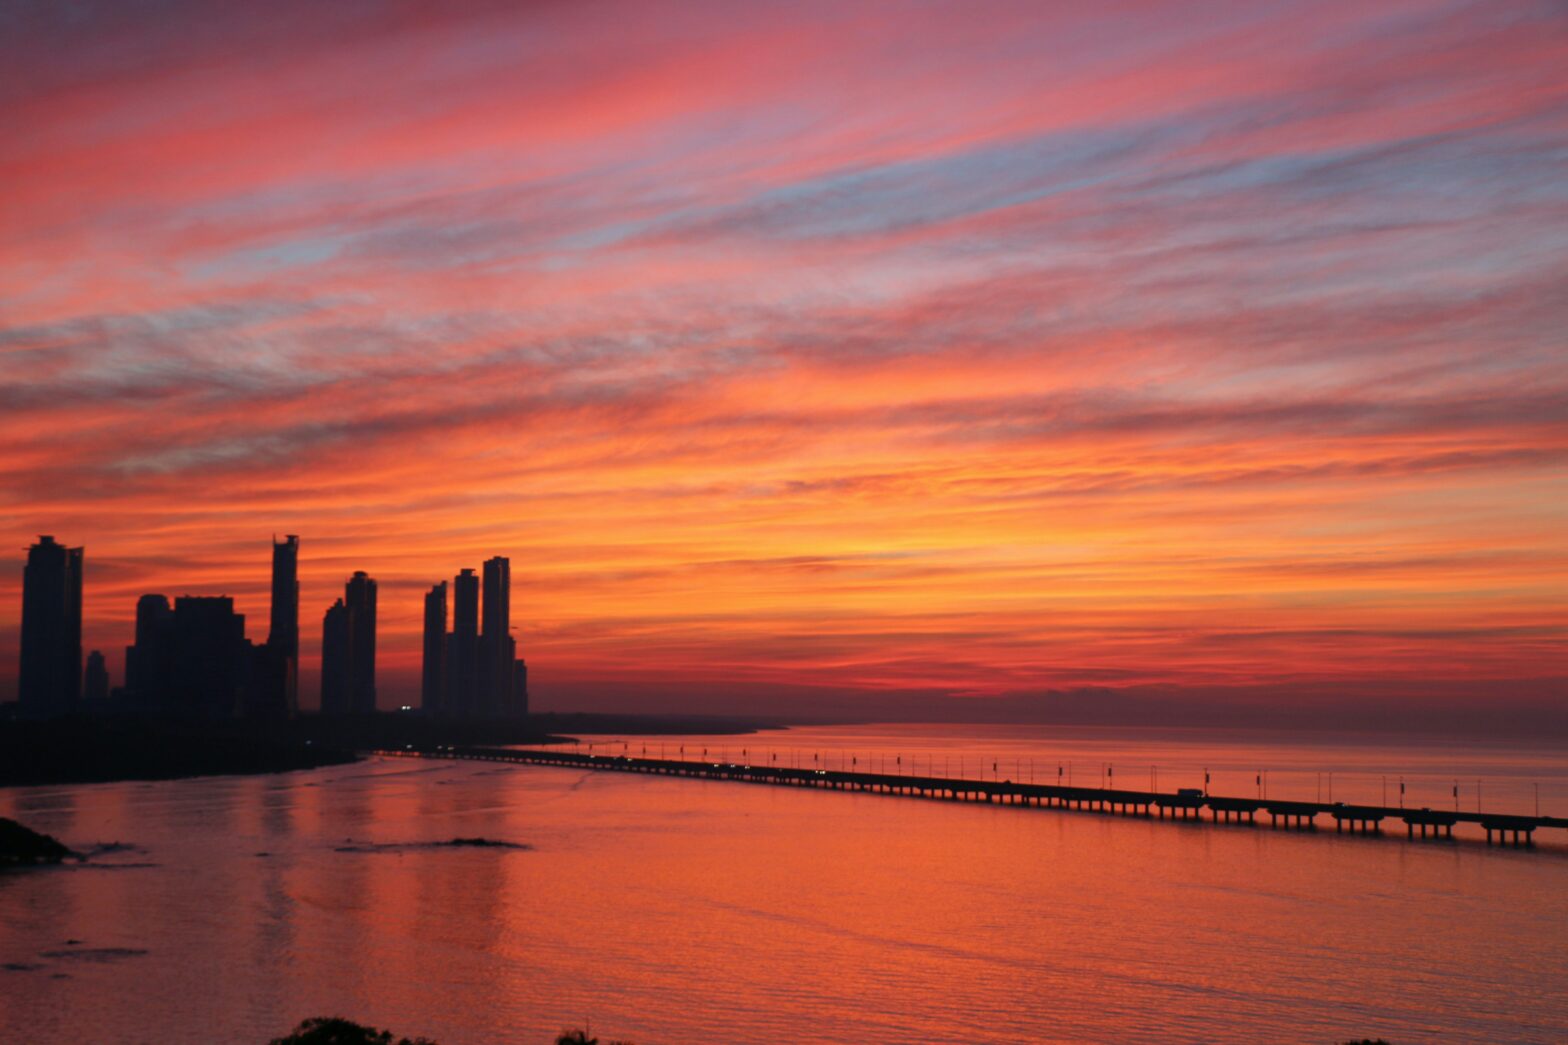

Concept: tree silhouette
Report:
left=268, top=1018, right=631, bottom=1045
left=268, top=1017, right=437, bottom=1045
left=555, top=1029, right=634, bottom=1045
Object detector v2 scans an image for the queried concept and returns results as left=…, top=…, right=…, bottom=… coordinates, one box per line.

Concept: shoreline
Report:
left=0, top=712, right=781, bottom=790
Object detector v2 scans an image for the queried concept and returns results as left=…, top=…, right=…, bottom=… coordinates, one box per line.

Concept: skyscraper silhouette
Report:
left=429, top=557, right=529, bottom=719
left=448, top=568, right=479, bottom=716
left=480, top=556, right=511, bottom=715
left=345, top=571, right=377, bottom=713
left=320, top=598, right=352, bottom=715
left=124, top=594, right=173, bottom=708
left=422, top=581, right=447, bottom=715
left=120, top=590, right=267, bottom=718
left=168, top=595, right=248, bottom=718
left=18, top=535, right=83, bottom=717
left=266, top=535, right=300, bottom=716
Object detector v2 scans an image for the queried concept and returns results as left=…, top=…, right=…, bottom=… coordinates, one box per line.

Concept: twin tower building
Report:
left=312, top=547, right=531, bottom=717
left=319, top=554, right=530, bottom=717
left=420, top=558, right=529, bottom=718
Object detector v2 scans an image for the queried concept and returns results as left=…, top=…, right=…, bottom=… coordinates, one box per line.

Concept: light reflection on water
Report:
left=2, top=724, right=1565, bottom=1045
left=546, top=723, right=1568, bottom=818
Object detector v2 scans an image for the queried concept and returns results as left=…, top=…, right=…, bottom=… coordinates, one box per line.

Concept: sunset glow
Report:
left=3, top=0, right=1565, bottom=721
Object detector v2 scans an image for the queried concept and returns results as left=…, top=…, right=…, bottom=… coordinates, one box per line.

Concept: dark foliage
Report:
left=556, top=1030, right=634, bottom=1045
left=268, top=1019, right=633, bottom=1045
left=268, top=1016, right=437, bottom=1045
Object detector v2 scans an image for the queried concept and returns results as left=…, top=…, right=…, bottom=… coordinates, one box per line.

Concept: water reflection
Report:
left=1, top=726, right=1565, bottom=1045
left=536, top=724, right=1568, bottom=818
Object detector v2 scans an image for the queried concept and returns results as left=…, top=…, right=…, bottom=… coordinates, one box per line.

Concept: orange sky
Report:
left=2, top=0, right=1565, bottom=725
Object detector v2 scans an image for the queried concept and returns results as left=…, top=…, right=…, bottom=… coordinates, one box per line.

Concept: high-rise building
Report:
left=426, top=557, right=528, bottom=719
left=84, top=650, right=109, bottom=704
left=479, top=556, right=511, bottom=715
left=18, top=535, right=83, bottom=717
left=120, top=592, right=266, bottom=718
left=320, top=598, right=353, bottom=715
left=124, top=594, right=174, bottom=708
left=345, top=571, right=377, bottom=714
left=266, top=535, right=299, bottom=716
left=447, top=568, right=479, bottom=716
left=421, top=582, right=447, bottom=715
left=168, top=596, right=249, bottom=718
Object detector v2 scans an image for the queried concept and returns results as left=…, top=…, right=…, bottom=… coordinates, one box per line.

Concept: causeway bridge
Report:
left=379, top=745, right=1566, bottom=848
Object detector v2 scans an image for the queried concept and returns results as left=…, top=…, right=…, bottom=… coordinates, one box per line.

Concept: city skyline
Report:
left=1, top=522, right=1559, bottom=731
left=8, top=532, right=533, bottom=718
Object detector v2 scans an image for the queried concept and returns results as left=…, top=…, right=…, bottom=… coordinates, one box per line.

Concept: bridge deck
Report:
left=377, top=746, right=1564, bottom=846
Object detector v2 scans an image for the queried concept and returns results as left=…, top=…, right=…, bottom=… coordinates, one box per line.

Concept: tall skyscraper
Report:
left=18, top=535, right=83, bottom=717
left=427, top=557, right=527, bottom=719
left=421, top=582, right=447, bottom=715
left=479, top=556, right=511, bottom=715
left=448, top=568, right=479, bottom=716
left=320, top=598, right=352, bottom=715
left=345, top=571, right=377, bottom=714
left=266, top=535, right=299, bottom=716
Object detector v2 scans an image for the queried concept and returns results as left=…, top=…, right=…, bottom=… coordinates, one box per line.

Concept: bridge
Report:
left=378, top=745, right=1567, bottom=848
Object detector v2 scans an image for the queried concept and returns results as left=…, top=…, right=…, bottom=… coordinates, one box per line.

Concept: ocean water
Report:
left=2, top=724, right=1565, bottom=1044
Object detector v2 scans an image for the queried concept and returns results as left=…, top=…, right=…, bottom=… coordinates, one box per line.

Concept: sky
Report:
left=2, top=0, right=1565, bottom=729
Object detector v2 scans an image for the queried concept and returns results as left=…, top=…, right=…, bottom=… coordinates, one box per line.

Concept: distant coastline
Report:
left=0, top=712, right=778, bottom=789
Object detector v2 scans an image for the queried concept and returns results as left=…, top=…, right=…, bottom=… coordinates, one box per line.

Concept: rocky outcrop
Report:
left=0, top=817, right=76, bottom=865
